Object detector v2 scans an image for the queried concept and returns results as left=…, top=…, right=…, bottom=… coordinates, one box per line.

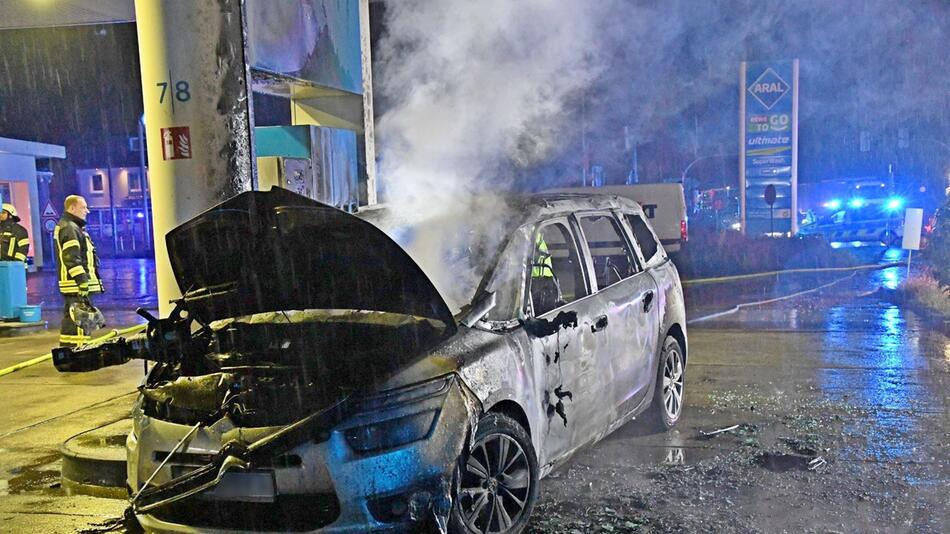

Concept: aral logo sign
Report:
left=747, top=68, right=790, bottom=110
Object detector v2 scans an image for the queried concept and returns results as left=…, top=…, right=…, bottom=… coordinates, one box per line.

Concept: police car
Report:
left=799, top=191, right=906, bottom=247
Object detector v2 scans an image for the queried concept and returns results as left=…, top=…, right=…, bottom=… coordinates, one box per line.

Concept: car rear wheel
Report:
left=646, top=336, right=685, bottom=431
left=450, top=413, right=538, bottom=534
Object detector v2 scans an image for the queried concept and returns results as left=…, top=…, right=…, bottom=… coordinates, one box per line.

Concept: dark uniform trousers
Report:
left=60, top=295, right=91, bottom=347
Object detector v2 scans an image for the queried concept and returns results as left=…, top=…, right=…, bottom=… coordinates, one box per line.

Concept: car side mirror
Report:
left=460, top=292, right=497, bottom=328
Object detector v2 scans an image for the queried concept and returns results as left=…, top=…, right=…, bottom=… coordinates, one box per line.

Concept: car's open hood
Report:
left=166, top=188, right=456, bottom=331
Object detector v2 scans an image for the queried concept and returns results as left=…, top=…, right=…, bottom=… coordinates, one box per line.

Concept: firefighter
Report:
left=0, top=203, right=30, bottom=263
left=530, top=230, right=561, bottom=314
left=54, top=195, right=104, bottom=347
left=531, top=231, right=555, bottom=279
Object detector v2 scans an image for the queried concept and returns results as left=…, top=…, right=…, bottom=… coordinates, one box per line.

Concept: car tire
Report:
left=449, top=412, right=539, bottom=534
left=645, top=336, right=685, bottom=431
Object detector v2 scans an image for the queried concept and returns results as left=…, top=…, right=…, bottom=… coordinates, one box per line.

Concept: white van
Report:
left=547, top=184, right=688, bottom=252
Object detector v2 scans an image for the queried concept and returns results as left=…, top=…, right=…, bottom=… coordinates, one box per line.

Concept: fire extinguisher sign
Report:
left=160, top=126, right=192, bottom=160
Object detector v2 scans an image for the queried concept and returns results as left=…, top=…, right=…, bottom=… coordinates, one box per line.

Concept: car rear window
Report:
left=626, top=214, right=660, bottom=263
left=578, top=214, right=639, bottom=289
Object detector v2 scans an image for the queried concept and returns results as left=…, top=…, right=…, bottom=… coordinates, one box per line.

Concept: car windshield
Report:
left=362, top=196, right=526, bottom=316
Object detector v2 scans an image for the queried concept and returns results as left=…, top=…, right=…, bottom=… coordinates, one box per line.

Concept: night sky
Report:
left=0, top=1, right=947, bottom=205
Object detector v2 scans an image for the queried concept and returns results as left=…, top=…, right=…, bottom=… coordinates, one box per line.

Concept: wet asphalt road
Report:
left=0, top=260, right=947, bottom=532
left=528, top=268, right=949, bottom=533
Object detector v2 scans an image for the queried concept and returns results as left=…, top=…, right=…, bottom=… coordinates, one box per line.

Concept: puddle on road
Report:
left=755, top=452, right=823, bottom=472
left=0, top=451, right=63, bottom=496
left=77, top=508, right=143, bottom=534
left=627, top=445, right=726, bottom=466
left=74, top=433, right=127, bottom=448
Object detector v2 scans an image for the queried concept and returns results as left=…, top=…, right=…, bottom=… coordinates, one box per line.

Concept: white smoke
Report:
left=374, top=0, right=620, bottom=219
left=369, top=0, right=622, bottom=312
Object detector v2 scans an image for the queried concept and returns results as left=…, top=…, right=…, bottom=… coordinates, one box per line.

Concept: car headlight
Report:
left=344, top=409, right=439, bottom=453
left=342, top=374, right=454, bottom=453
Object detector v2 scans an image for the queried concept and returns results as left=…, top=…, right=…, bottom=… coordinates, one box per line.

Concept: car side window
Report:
left=578, top=214, right=639, bottom=289
left=625, top=214, right=660, bottom=264
left=529, top=222, right=588, bottom=316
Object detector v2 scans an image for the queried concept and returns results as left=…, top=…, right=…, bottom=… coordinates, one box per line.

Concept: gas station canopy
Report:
left=0, top=0, right=134, bottom=31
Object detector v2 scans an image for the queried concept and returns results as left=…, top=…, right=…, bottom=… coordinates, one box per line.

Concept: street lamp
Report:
left=680, top=153, right=739, bottom=183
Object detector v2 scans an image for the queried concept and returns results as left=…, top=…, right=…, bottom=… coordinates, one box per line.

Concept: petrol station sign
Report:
left=740, top=60, right=799, bottom=235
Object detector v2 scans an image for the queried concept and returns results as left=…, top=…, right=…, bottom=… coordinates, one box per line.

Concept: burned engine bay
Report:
left=55, top=306, right=451, bottom=429
left=146, top=309, right=450, bottom=429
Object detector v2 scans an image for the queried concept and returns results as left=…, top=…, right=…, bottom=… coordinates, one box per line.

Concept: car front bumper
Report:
left=129, top=375, right=479, bottom=533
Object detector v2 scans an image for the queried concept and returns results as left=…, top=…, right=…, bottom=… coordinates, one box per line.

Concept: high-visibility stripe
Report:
left=85, top=236, right=98, bottom=288
left=68, top=265, right=86, bottom=277
left=5, top=239, right=13, bottom=257
left=61, top=240, right=80, bottom=250
left=54, top=226, right=65, bottom=282
left=59, top=335, right=91, bottom=345
left=14, top=253, right=26, bottom=261
left=59, top=334, right=90, bottom=342
left=17, top=238, right=29, bottom=247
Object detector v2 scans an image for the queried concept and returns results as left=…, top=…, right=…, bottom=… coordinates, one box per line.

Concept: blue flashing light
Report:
left=823, top=199, right=842, bottom=210
left=885, top=197, right=904, bottom=211
left=884, top=248, right=902, bottom=261
left=848, top=198, right=865, bottom=209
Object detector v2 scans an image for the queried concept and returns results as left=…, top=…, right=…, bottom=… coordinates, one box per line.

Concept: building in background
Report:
left=74, top=165, right=151, bottom=258
left=0, top=136, right=66, bottom=269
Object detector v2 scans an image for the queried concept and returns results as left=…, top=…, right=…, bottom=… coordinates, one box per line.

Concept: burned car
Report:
left=53, top=188, right=687, bottom=533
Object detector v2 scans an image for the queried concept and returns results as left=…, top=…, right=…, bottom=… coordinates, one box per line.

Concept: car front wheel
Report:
left=450, top=412, right=539, bottom=534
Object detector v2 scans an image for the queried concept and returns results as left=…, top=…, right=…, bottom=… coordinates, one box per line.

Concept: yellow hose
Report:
left=683, top=262, right=901, bottom=286
left=0, top=323, right=147, bottom=378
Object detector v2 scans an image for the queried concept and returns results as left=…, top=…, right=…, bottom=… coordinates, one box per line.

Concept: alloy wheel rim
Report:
left=662, top=348, right=684, bottom=420
left=457, top=433, right=531, bottom=533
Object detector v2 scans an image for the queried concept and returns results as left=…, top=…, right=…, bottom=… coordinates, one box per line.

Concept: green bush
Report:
left=897, top=269, right=950, bottom=319
left=926, top=195, right=950, bottom=288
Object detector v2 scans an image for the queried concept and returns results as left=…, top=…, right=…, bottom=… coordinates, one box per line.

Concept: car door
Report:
left=575, top=211, right=659, bottom=418
left=620, top=211, right=667, bottom=400
left=524, top=219, right=606, bottom=464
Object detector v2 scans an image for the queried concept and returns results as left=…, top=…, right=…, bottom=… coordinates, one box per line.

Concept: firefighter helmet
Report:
left=1, top=203, right=17, bottom=219
left=69, top=298, right=106, bottom=334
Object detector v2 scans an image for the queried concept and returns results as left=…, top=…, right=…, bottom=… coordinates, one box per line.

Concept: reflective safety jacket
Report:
left=54, top=213, right=103, bottom=295
left=0, top=221, right=29, bottom=262
left=531, top=233, right=555, bottom=278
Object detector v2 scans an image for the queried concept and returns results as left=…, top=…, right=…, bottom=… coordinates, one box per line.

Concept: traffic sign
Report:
left=42, top=201, right=58, bottom=219
left=764, top=184, right=777, bottom=206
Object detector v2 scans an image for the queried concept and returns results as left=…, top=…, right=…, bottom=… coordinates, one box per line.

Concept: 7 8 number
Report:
left=157, top=80, right=191, bottom=104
